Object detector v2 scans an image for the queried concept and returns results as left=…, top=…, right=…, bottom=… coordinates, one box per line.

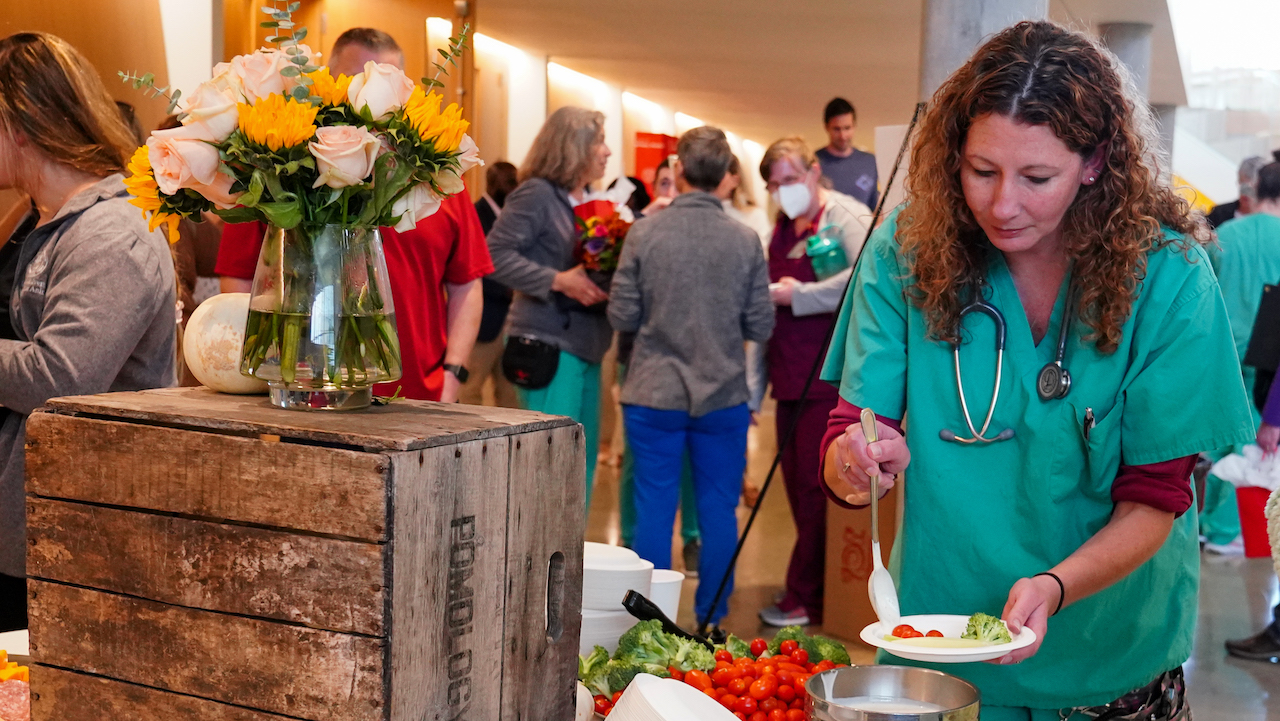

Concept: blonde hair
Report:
left=0, top=33, right=136, bottom=177
left=758, top=136, right=817, bottom=183
left=520, top=106, right=605, bottom=189
left=898, top=20, right=1206, bottom=354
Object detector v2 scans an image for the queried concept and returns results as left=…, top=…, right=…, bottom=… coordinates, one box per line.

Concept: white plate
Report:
left=860, top=614, right=1036, bottom=663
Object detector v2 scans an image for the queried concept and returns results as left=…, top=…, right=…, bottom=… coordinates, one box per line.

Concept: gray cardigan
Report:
left=608, top=192, right=774, bottom=417
left=485, top=177, right=614, bottom=364
left=0, top=175, right=177, bottom=576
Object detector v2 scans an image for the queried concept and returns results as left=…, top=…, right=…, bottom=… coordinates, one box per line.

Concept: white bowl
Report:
left=610, top=673, right=738, bottom=720
left=584, top=541, right=641, bottom=567
left=582, top=559, right=653, bottom=611
left=579, top=608, right=638, bottom=656
left=648, top=569, right=684, bottom=621
left=860, top=614, right=1037, bottom=664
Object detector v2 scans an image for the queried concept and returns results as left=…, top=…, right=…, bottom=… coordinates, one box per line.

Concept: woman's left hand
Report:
left=770, top=277, right=800, bottom=306
left=990, top=575, right=1060, bottom=664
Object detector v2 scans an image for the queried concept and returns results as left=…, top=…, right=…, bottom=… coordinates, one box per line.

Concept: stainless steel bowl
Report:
left=806, top=665, right=980, bottom=721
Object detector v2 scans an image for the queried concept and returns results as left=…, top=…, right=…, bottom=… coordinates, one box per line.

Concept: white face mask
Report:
left=772, top=182, right=812, bottom=219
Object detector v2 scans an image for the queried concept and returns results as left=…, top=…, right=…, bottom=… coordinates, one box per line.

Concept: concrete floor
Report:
left=585, top=401, right=1280, bottom=716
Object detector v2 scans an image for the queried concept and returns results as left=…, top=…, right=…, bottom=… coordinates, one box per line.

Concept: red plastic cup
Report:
left=1235, top=486, right=1275, bottom=559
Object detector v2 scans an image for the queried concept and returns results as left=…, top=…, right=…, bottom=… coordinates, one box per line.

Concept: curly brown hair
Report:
left=898, top=20, right=1209, bottom=353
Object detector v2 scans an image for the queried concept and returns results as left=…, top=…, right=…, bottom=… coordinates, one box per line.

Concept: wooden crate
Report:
left=23, top=387, right=585, bottom=721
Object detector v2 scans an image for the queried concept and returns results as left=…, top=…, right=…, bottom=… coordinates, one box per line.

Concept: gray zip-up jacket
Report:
left=486, top=178, right=614, bottom=364
left=609, top=192, right=774, bottom=417
left=0, top=175, right=177, bottom=576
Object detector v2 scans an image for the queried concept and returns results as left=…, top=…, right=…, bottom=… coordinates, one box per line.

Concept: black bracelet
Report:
left=1034, top=572, right=1065, bottom=616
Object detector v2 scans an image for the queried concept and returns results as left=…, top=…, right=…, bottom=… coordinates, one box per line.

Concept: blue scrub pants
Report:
left=623, top=403, right=750, bottom=625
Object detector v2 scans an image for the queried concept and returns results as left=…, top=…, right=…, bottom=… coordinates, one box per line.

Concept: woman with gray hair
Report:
left=488, top=106, right=613, bottom=509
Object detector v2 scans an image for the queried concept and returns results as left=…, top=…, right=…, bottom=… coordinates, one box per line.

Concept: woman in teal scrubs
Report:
left=819, top=22, right=1254, bottom=720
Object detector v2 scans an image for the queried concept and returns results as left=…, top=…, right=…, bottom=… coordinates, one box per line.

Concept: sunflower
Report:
left=403, top=86, right=469, bottom=153
left=123, top=145, right=180, bottom=244
left=306, top=67, right=353, bottom=107
left=237, top=93, right=319, bottom=152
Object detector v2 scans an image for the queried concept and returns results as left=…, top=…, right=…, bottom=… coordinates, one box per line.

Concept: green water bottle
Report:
left=806, top=224, right=848, bottom=281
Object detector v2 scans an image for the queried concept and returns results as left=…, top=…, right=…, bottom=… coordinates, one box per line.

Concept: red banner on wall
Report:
left=635, top=132, right=678, bottom=197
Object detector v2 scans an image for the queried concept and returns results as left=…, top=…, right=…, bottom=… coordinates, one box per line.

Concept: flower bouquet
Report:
left=555, top=199, right=631, bottom=314
left=122, top=1, right=480, bottom=410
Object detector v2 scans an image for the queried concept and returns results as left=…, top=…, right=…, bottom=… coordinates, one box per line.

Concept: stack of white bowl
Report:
left=581, top=542, right=652, bottom=655
left=609, top=673, right=737, bottom=721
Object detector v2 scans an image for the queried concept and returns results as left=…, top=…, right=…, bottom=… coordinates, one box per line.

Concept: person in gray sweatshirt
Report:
left=608, top=126, right=774, bottom=627
left=0, top=33, right=177, bottom=631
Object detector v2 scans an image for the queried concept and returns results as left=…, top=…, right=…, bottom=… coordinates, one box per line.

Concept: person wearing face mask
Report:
left=488, top=106, right=614, bottom=509
left=820, top=21, right=1252, bottom=718
left=755, top=137, right=872, bottom=628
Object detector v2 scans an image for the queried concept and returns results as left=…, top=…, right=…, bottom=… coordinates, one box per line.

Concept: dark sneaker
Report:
left=682, top=539, right=701, bottom=579
left=759, top=603, right=810, bottom=627
left=1225, top=628, right=1280, bottom=663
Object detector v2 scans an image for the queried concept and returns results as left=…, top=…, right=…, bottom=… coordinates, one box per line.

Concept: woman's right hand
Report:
left=826, top=421, right=910, bottom=505
left=552, top=264, right=608, bottom=306
left=641, top=196, right=673, bottom=216
left=1259, top=422, right=1280, bottom=457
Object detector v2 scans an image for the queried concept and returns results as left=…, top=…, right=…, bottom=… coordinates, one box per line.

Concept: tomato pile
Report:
left=890, top=624, right=943, bottom=639
left=590, top=639, right=847, bottom=718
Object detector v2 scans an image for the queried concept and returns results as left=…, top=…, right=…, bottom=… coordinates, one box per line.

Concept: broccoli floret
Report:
left=670, top=636, right=716, bottom=672
left=578, top=645, right=612, bottom=697
left=767, top=625, right=824, bottom=661
left=606, top=660, right=671, bottom=692
left=718, top=634, right=752, bottom=659
left=812, top=635, right=851, bottom=666
left=614, top=620, right=672, bottom=666
left=961, top=612, right=1012, bottom=644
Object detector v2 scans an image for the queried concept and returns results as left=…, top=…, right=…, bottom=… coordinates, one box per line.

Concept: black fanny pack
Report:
left=502, top=336, right=560, bottom=389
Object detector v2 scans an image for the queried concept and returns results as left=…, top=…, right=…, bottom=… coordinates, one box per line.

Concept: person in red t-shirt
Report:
left=216, top=28, right=491, bottom=402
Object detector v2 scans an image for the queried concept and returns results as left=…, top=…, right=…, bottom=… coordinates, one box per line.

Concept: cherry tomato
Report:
left=715, top=649, right=734, bottom=664
left=789, top=649, right=809, bottom=665
left=667, top=666, right=684, bottom=682
left=776, top=684, right=796, bottom=703
left=728, top=678, right=749, bottom=695
left=779, top=640, right=799, bottom=655
left=750, top=713, right=768, bottom=721
left=815, top=660, right=836, bottom=672
left=902, top=629, right=925, bottom=639
left=777, top=662, right=807, bottom=674
left=768, top=710, right=787, bottom=721
left=760, top=697, right=784, bottom=713
left=734, top=714, right=747, bottom=721
left=601, top=707, right=611, bottom=717
left=737, top=696, right=759, bottom=715
left=835, top=663, right=850, bottom=668
left=716, top=660, right=733, bottom=671
left=715, top=687, right=728, bottom=697
left=926, top=630, right=944, bottom=638
left=612, top=690, right=624, bottom=704
left=892, top=624, right=917, bottom=637
left=749, top=675, right=778, bottom=701
left=787, top=710, right=807, bottom=721
left=713, top=667, right=743, bottom=686
left=704, top=687, right=720, bottom=699
left=594, top=696, right=612, bottom=714
left=720, top=693, right=739, bottom=710
left=793, top=674, right=810, bottom=699
left=750, top=638, right=768, bottom=657
left=805, top=662, right=817, bottom=673
left=686, top=669, right=713, bottom=691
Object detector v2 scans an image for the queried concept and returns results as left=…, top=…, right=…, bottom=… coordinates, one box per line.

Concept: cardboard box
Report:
left=822, top=483, right=900, bottom=646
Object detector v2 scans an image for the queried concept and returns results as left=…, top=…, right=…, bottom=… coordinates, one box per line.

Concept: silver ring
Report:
left=841, top=462, right=851, bottom=473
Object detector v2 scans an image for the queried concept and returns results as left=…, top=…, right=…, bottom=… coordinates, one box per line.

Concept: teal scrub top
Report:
left=821, top=209, right=1255, bottom=709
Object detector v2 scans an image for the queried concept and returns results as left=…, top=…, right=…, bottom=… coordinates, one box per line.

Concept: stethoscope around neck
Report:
left=940, top=286, right=1075, bottom=444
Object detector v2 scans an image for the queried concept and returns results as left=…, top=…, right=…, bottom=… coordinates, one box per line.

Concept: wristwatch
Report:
left=443, top=363, right=469, bottom=383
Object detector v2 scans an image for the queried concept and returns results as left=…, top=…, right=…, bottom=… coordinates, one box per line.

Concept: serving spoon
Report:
left=861, top=407, right=901, bottom=628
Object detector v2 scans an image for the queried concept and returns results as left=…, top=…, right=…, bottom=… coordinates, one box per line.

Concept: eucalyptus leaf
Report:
left=141, top=72, right=154, bottom=85
left=260, top=6, right=276, bottom=14
left=280, top=65, right=302, bottom=78
left=287, top=1, right=300, bottom=11
left=291, top=55, right=308, bottom=65
left=293, top=28, right=308, bottom=42
left=291, top=85, right=310, bottom=100
left=260, top=21, right=279, bottom=28
left=286, top=45, right=299, bottom=55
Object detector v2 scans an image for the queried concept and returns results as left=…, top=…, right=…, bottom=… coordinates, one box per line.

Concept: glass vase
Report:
left=240, top=224, right=401, bottom=411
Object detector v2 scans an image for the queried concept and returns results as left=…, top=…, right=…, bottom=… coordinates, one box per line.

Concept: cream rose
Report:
left=456, top=134, right=483, bottom=174
left=209, top=61, right=243, bottom=99
left=391, top=183, right=443, bottom=232
left=195, top=169, right=243, bottom=210
left=309, top=125, right=380, bottom=189
left=347, top=61, right=415, bottom=121
left=180, top=82, right=239, bottom=142
left=147, top=125, right=222, bottom=195
left=436, top=169, right=465, bottom=196
left=229, top=49, right=292, bottom=102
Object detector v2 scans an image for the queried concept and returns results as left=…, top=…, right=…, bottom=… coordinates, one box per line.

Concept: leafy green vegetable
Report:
left=961, top=612, right=1012, bottom=644
left=667, top=635, right=716, bottom=673
left=812, top=635, right=851, bottom=665
left=767, top=625, right=823, bottom=661
left=718, top=634, right=753, bottom=659
left=577, top=645, right=612, bottom=697
left=606, top=660, right=670, bottom=691
left=614, top=620, right=673, bottom=667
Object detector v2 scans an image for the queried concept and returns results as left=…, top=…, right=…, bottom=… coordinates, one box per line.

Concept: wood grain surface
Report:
left=32, top=666, right=297, bottom=721
left=42, top=387, right=575, bottom=451
left=501, top=424, right=586, bottom=721
left=26, top=412, right=390, bottom=541
left=387, top=438, right=510, bottom=721
left=27, top=498, right=387, bottom=636
left=28, top=581, right=387, bottom=721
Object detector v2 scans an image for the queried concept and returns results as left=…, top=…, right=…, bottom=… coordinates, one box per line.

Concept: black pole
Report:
left=697, top=103, right=926, bottom=635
